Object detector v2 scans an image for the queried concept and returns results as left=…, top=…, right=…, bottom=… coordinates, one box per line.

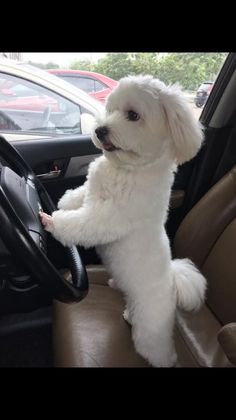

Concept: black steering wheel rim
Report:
left=0, top=135, right=88, bottom=303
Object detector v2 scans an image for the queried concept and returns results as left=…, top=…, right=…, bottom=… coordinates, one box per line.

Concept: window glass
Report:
left=94, top=80, right=106, bottom=92
left=60, top=76, right=95, bottom=93
left=0, top=73, right=82, bottom=135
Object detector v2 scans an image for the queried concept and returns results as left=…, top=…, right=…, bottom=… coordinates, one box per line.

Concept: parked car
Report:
left=0, top=59, right=103, bottom=141
left=48, top=69, right=118, bottom=103
left=194, top=81, right=214, bottom=108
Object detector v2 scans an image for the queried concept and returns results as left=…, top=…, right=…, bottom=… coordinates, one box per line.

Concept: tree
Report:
left=44, top=61, right=60, bottom=69
left=27, top=61, right=60, bottom=69
left=94, top=53, right=135, bottom=80
left=131, top=53, right=160, bottom=75
left=69, top=52, right=228, bottom=90
left=70, top=59, right=95, bottom=71
left=154, top=53, right=227, bottom=90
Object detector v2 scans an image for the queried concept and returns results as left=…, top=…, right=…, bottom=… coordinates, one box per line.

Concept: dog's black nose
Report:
left=95, top=126, right=109, bottom=141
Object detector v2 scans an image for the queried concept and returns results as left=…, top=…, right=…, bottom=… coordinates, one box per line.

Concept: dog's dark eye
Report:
left=127, top=110, right=140, bottom=121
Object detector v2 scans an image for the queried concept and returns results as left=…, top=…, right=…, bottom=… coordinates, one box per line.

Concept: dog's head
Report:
left=92, top=75, right=204, bottom=167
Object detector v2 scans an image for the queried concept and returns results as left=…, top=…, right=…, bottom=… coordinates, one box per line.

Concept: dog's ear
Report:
left=160, top=85, right=204, bottom=165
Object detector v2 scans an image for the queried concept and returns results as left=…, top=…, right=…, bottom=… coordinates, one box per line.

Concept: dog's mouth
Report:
left=100, top=138, right=121, bottom=152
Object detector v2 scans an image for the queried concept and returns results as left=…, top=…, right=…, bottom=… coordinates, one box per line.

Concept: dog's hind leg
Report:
left=108, top=280, right=132, bottom=325
left=131, top=301, right=177, bottom=367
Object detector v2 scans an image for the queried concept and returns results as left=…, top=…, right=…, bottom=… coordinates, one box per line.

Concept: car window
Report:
left=0, top=72, right=82, bottom=136
left=94, top=80, right=106, bottom=92
left=10, top=84, right=37, bottom=97
left=59, top=76, right=95, bottom=93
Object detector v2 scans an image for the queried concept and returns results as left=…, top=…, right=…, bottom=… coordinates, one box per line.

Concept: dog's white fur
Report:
left=49, top=75, right=207, bottom=367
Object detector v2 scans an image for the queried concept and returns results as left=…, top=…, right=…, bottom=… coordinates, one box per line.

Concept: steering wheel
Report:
left=0, top=135, right=88, bottom=303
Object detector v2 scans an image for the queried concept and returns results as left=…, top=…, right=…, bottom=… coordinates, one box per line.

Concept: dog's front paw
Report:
left=39, top=211, right=54, bottom=233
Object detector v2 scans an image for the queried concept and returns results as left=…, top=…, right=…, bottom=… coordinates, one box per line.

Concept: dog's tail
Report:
left=172, top=258, right=207, bottom=311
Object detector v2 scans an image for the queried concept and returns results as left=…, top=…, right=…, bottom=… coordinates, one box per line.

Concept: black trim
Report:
left=13, top=135, right=101, bottom=168
left=200, top=53, right=235, bottom=126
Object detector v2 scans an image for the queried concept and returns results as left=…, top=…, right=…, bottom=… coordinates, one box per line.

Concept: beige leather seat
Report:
left=53, top=167, right=236, bottom=367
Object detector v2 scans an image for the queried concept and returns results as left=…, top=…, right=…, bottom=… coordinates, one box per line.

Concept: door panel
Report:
left=13, top=135, right=99, bottom=168
left=64, top=153, right=100, bottom=178
left=14, top=135, right=102, bottom=205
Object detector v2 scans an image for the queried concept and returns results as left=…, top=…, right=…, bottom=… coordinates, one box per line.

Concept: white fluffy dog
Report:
left=40, top=75, right=207, bottom=367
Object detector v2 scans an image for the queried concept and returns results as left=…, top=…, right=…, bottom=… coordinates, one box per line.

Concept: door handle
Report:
left=37, top=169, right=61, bottom=180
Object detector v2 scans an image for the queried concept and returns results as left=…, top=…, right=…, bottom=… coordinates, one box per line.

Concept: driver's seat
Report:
left=53, top=167, right=236, bottom=367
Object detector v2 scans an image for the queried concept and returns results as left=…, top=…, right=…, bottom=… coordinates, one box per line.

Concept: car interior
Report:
left=0, top=53, right=236, bottom=368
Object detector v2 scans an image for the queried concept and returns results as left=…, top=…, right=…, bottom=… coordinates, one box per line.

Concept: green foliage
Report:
left=94, top=53, right=135, bottom=80
left=68, top=52, right=228, bottom=90
left=131, top=53, right=160, bottom=75
left=154, top=53, right=227, bottom=90
left=70, top=59, right=95, bottom=71
left=45, top=61, right=60, bottom=69
left=28, top=61, right=60, bottom=69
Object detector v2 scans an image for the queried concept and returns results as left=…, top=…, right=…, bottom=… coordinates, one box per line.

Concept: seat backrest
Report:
left=173, top=165, right=236, bottom=326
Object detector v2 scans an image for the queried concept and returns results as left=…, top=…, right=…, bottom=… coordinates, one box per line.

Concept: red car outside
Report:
left=0, top=95, right=59, bottom=112
left=0, top=79, right=60, bottom=111
left=48, top=69, right=118, bottom=103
